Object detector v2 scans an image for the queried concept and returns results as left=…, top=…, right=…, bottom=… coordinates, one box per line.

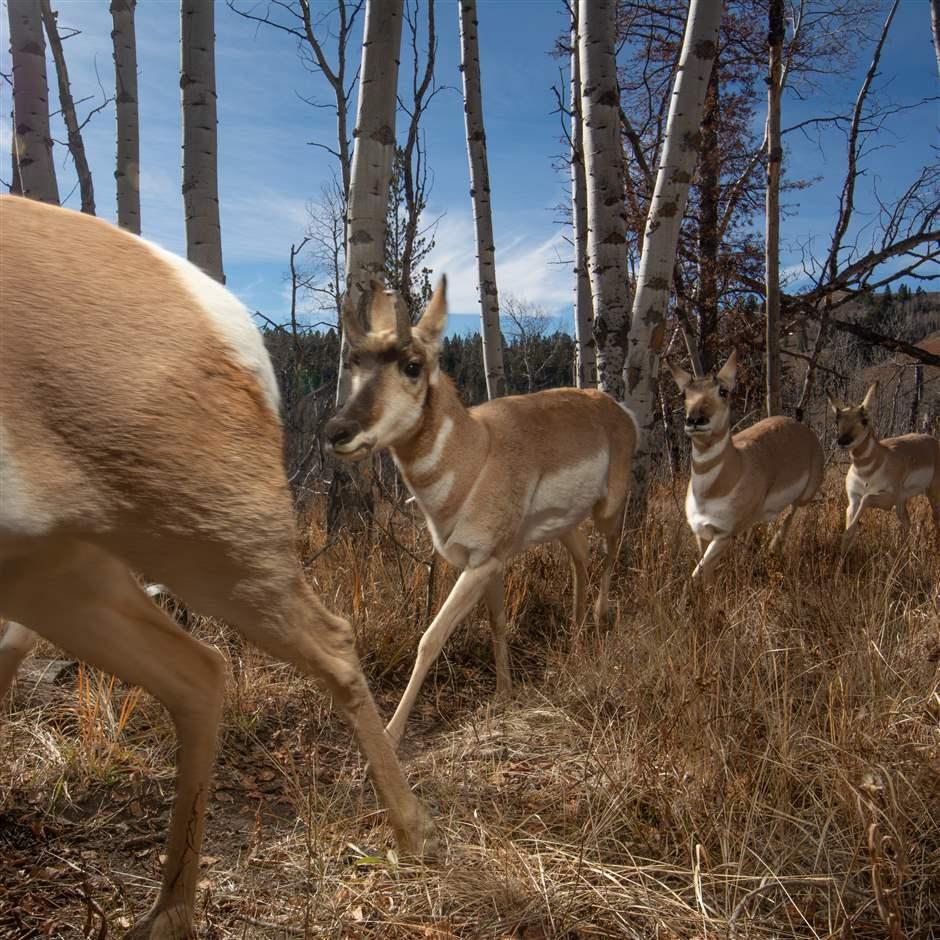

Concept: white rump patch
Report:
left=147, top=243, right=280, bottom=414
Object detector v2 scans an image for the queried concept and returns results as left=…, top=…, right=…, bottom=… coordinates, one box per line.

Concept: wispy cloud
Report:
left=425, top=209, right=572, bottom=318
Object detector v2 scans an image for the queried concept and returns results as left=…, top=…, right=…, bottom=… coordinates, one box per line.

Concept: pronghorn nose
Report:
left=325, top=416, right=359, bottom=449
left=686, top=413, right=708, bottom=428
left=837, top=433, right=853, bottom=447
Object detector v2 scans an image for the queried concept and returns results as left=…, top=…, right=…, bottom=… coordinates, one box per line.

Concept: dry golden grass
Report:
left=1, top=469, right=938, bottom=938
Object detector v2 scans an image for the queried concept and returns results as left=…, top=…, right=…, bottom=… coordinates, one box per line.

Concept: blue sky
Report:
left=1, top=1, right=937, bottom=335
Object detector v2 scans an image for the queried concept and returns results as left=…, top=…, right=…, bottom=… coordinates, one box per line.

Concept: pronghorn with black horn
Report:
left=326, top=278, right=636, bottom=747
left=0, top=196, right=435, bottom=940
left=668, top=351, right=824, bottom=581
left=828, top=382, right=940, bottom=549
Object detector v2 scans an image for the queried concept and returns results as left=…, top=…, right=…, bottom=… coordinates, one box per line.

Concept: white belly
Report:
left=900, top=464, right=934, bottom=502
left=759, top=471, right=811, bottom=521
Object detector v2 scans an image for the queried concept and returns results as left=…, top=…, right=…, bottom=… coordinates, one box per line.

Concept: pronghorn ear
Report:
left=415, top=276, right=448, bottom=346
left=666, top=359, right=692, bottom=391
left=341, top=291, right=367, bottom=349
left=716, top=349, right=738, bottom=389
left=861, top=381, right=878, bottom=411
left=367, top=277, right=396, bottom=333
left=826, top=390, right=843, bottom=414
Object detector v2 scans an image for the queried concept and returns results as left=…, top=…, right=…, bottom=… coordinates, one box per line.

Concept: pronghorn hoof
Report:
left=126, top=904, right=195, bottom=939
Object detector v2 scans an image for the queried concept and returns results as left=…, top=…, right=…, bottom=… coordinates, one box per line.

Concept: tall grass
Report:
left=1, top=470, right=937, bottom=938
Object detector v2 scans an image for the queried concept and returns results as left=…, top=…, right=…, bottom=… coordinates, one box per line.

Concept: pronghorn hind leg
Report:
left=769, top=503, right=799, bottom=553
left=559, top=528, right=589, bottom=628
left=592, top=507, right=626, bottom=625
left=894, top=499, right=912, bottom=538
left=0, top=540, right=226, bottom=940
left=385, top=558, right=500, bottom=748
left=483, top=568, right=511, bottom=699
left=0, top=621, right=39, bottom=701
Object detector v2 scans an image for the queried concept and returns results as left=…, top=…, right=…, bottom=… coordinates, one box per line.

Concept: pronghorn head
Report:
left=326, top=277, right=447, bottom=460
left=828, top=382, right=877, bottom=448
left=668, top=350, right=737, bottom=439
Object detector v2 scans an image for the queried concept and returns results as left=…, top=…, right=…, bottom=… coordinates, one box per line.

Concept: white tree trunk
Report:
left=41, top=0, right=94, bottom=214
left=765, top=0, right=784, bottom=417
left=931, top=0, right=940, bottom=78
left=111, top=0, right=141, bottom=234
left=8, top=0, right=59, bottom=204
left=578, top=0, right=629, bottom=400
left=459, top=0, right=505, bottom=400
left=336, top=0, right=404, bottom=405
left=570, top=0, right=596, bottom=390
left=622, top=0, right=721, bottom=491
left=181, top=0, right=224, bottom=282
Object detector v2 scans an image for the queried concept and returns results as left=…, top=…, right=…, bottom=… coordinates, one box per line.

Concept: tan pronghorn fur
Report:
left=0, top=196, right=435, bottom=940
left=668, top=351, right=824, bottom=581
left=828, top=382, right=940, bottom=549
left=325, top=280, right=636, bottom=747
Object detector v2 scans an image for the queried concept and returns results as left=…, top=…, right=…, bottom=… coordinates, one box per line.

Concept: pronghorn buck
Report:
left=0, top=196, right=435, bottom=940
left=325, top=279, right=636, bottom=747
left=828, top=382, right=940, bottom=549
left=668, top=351, right=824, bottom=581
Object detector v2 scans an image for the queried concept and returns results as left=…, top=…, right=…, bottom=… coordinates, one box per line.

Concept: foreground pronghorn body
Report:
left=326, top=280, right=636, bottom=746
left=0, top=196, right=434, bottom=939
left=669, top=351, right=824, bottom=581
left=829, top=383, right=940, bottom=548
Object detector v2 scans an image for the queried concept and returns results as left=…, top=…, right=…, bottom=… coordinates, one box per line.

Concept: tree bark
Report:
left=8, top=0, right=59, bottom=204
left=181, top=0, right=224, bottom=282
left=570, top=0, right=596, bottom=390
left=41, top=0, right=94, bottom=214
left=459, top=0, right=505, bottom=400
left=764, top=0, right=784, bottom=416
left=111, top=0, right=140, bottom=233
left=10, top=110, right=23, bottom=194
left=621, top=0, right=721, bottom=493
left=336, top=0, right=404, bottom=405
left=697, top=50, right=720, bottom=372
left=578, top=0, right=629, bottom=400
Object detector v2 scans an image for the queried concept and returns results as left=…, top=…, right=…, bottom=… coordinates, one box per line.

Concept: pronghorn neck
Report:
left=689, top=426, right=737, bottom=493
left=391, top=374, right=484, bottom=518
left=848, top=427, right=885, bottom=474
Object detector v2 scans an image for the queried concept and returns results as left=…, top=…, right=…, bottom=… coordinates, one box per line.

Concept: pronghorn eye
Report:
left=718, top=386, right=729, bottom=399
left=403, top=360, right=422, bottom=379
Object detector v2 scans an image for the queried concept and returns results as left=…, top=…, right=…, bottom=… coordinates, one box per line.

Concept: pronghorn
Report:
left=828, top=382, right=940, bottom=549
left=0, top=196, right=435, bottom=939
left=325, top=279, right=636, bottom=747
left=668, top=351, right=824, bottom=581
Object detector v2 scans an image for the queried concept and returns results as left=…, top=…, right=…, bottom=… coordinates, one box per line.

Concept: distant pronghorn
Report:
left=326, top=279, right=636, bottom=747
left=668, top=351, right=824, bottom=581
left=0, top=195, right=435, bottom=938
left=828, top=382, right=940, bottom=549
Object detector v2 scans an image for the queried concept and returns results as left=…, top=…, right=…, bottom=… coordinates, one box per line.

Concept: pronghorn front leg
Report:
left=483, top=570, right=511, bottom=699
left=691, top=535, right=732, bottom=583
left=0, top=621, right=39, bottom=700
left=386, top=558, right=501, bottom=748
left=841, top=494, right=870, bottom=552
